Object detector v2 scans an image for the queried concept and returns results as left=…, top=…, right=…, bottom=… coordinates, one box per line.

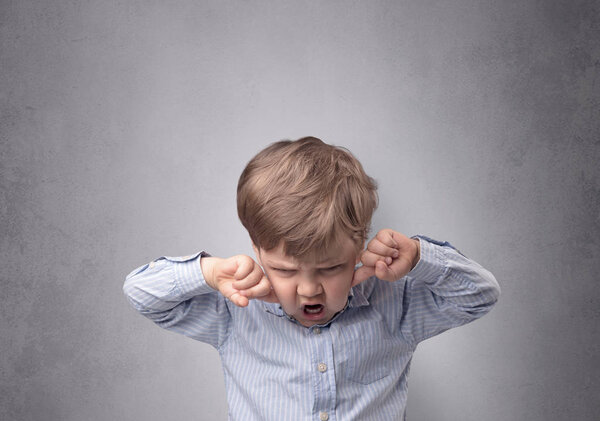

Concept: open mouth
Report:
left=303, top=304, right=325, bottom=316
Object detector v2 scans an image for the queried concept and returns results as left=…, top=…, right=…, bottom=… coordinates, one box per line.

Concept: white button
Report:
left=149, top=262, right=155, bottom=268
left=313, top=327, right=321, bottom=334
left=317, top=363, right=327, bottom=373
left=319, top=412, right=329, bottom=421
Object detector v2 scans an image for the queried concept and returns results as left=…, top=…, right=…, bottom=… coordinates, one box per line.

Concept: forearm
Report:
left=410, top=237, right=500, bottom=315
left=123, top=252, right=214, bottom=315
left=123, top=251, right=232, bottom=347
left=400, top=237, right=500, bottom=343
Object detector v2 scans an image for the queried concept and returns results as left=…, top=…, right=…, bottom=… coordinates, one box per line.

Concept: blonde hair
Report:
left=237, top=137, right=377, bottom=258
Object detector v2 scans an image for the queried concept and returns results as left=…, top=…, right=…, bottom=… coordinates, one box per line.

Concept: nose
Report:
left=297, top=276, right=323, bottom=298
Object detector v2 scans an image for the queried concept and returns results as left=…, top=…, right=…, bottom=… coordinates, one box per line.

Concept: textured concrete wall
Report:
left=1, top=1, right=598, bottom=420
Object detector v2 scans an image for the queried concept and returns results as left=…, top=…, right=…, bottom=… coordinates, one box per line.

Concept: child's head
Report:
left=238, top=137, right=378, bottom=326
left=237, top=137, right=378, bottom=259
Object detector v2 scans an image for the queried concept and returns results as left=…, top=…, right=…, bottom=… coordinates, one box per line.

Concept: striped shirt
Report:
left=123, top=236, right=500, bottom=420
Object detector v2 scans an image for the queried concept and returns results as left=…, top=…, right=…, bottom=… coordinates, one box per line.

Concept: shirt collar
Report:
left=347, top=282, right=371, bottom=308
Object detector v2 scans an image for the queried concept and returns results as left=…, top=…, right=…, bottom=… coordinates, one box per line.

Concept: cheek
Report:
left=326, top=272, right=354, bottom=297
left=269, top=279, right=296, bottom=301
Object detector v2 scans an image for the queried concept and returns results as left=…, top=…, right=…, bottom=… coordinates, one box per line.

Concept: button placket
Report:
left=309, top=326, right=334, bottom=421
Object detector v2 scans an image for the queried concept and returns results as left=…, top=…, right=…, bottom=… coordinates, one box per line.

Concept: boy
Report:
left=124, top=137, right=500, bottom=420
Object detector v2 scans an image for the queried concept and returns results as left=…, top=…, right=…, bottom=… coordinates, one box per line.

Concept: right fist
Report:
left=201, top=255, right=278, bottom=307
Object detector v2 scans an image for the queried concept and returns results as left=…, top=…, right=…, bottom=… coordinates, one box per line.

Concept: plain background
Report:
left=1, top=1, right=599, bottom=420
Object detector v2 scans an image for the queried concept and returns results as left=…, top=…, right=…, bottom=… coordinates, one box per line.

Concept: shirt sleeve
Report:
left=399, top=236, right=501, bottom=345
left=123, top=252, right=232, bottom=349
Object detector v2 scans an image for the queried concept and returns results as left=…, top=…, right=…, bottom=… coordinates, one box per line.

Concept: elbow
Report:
left=486, top=271, right=501, bottom=305
left=464, top=270, right=500, bottom=318
left=122, top=279, right=142, bottom=311
left=122, top=262, right=150, bottom=303
left=473, top=270, right=500, bottom=315
left=122, top=274, right=137, bottom=303
left=122, top=271, right=148, bottom=312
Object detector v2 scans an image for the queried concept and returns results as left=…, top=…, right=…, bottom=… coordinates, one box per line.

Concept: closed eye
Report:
left=273, top=268, right=296, bottom=274
left=321, top=264, right=343, bottom=272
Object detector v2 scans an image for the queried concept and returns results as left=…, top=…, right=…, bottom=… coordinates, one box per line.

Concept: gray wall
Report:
left=2, top=1, right=598, bottom=420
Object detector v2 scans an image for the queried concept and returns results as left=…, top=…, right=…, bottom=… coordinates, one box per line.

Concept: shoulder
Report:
left=229, top=299, right=289, bottom=330
left=351, top=276, right=408, bottom=307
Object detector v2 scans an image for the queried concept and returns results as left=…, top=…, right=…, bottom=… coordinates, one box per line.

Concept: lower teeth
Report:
left=305, top=306, right=322, bottom=314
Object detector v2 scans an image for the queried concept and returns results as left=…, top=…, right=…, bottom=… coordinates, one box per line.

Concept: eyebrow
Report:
left=265, top=260, right=298, bottom=269
left=314, top=257, right=346, bottom=266
left=266, top=260, right=345, bottom=269
left=318, top=262, right=346, bottom=268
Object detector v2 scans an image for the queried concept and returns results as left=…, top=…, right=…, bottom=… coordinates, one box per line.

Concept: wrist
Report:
left=411, top=238, right=420, bottom=270
left=200, top=256, right=219, bottom=290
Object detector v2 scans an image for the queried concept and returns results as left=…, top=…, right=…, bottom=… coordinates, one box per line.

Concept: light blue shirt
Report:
left=123, top=236, right=500, bottom=420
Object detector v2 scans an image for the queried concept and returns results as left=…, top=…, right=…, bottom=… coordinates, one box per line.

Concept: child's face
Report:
left=254, top=236, right=361, bottom=327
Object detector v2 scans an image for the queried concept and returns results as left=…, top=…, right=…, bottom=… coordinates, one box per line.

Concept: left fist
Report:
left=352, top=229, right=420, bottom=285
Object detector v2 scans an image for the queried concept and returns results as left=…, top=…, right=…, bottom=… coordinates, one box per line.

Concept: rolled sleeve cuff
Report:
left=169, top=251, right=216, bottom=299
left=407, top=236, right=447, bottom=284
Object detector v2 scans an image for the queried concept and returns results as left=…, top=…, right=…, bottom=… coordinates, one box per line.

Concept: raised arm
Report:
left=399, top=236, right=500, bottom=344
left=123, top=251, right=278, bottom=349
left=123, top=252, right=232, bottom=349
left=354, top=230, right=500, bottom=345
